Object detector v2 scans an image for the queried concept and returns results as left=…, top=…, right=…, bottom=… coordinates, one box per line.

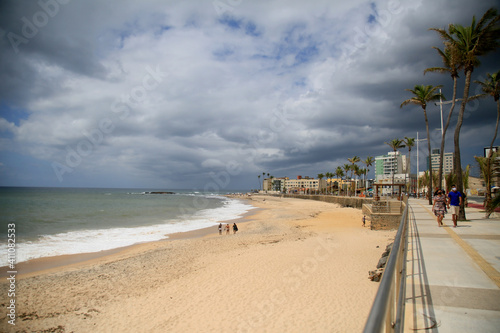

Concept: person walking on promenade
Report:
left=218, top=223, right=222, bottom=235
left=225, top=224, right=230, bottom=235
left=432, top=190, right=448, bottom=227
left=233, top=223, right=238, bottom=234
left=447, top=185, right=462, bottom=228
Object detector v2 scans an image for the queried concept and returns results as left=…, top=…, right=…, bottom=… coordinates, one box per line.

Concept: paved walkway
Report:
left=404, top=198, right=500, bottom=332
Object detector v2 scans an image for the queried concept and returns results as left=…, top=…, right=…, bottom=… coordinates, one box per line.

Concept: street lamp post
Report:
left=416, top=131, right=427, bottom=198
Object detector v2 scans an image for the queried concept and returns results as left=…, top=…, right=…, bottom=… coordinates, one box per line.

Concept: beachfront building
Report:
left=262, top=177, right=289, bottom=193
left=284, top=176, right=327, bottom=194
left=326, top=177, right=366, bottom=194
left=429, top=149, right=454, bottom=176
left=375, top=151, right=410, bottom=196
left=375, top=151, right=407, bottom=179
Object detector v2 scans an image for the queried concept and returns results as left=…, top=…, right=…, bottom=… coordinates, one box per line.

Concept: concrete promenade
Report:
left=404, top=198, right=500, bottom=332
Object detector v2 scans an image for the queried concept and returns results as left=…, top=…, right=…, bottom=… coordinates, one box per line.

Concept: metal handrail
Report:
left=363, top=197, right=409, bottom=333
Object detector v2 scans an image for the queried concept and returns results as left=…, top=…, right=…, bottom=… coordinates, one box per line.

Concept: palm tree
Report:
left=432, top=8, right=500, bottom=219
left=401, top=85, right=444, bottom=204
left=424, top=44, right=461, bottom=191
left=463, top=165, right=470, bottom=195
left=419, top=171, right=429, bottom=196
left=343, top=164, right=351, bottom=196
left=359, top=168, right=367, bottom=193
left=347, top=156, right=360, bottom=196
left=474, top=70, right=500, bottom=210
left=384, top=138, right=405, bottom=197
left=486, top=154, right=500, bottom=215
left=324, top=172, right=331, bottom=194
left=445, top=172, right=457, bottom=192
left=258, top=174, right=261, bottom=191
left=363, top=156, right=374, bottom=194
left=318, top=173, right=325, bottom=194
left=403, top=137, right=415, bottom=195
left=335, top=166, right=344, bottom=195
left=354, top=165, right=365, bottom=196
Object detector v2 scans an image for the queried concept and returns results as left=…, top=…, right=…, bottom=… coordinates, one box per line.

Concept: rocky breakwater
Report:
left=368, top=243, right=393, bottom=282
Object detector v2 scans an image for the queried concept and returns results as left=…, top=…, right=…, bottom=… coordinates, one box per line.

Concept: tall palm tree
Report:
left=258, top=174, right=261, bottom=191
left=432, top=8, right=500, bottom=219
left=318, top=173, right=325, bottom=194
left=343, top=164, right=351, bottom=196
left=475, top=70, right=500, bottom=211
left=384, top=138, right=405, bottom=197
left=324, top=172, right=331, bottom=194
left=335, top=166, right=344, bottom=195
left=401, top=85, right=444, bottom=204
left=363, top=156, right=374, bottom=194
left=424, top=43, right=461, bottom=190
left=353, top=165, right=365, bottom=196
left=347, top=156, right=360, bottom=196
left=403, top=137, right=415, bottom=194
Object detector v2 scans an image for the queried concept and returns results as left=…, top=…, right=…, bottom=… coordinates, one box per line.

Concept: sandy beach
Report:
left=1, top=195, right=395, bottom=332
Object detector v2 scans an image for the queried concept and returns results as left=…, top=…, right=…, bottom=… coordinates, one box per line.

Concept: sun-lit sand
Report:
left=1, top=195, right=395, bottom=332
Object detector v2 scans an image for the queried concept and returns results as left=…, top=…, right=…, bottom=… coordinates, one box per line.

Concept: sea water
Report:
left=0, top=187, right=254, bottom=266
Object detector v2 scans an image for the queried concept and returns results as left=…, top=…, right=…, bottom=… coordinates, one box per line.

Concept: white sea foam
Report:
left=0, top=198, right=254, bottom=266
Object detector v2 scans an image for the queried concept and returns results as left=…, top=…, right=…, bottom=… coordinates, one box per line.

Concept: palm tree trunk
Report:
left=424, top=108, right=433, bottom=205
left=454, top=69, right=472, bottom=221
left=485, top=99, right=500, bottom=217
left=438, top=76, right=458, bottom=190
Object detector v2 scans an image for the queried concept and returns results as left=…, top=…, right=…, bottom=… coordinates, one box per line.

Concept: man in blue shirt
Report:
left=447, top=185, right=462, bottom=228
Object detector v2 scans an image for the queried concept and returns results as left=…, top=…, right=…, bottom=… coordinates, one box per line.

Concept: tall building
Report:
left=375, top=151, right=410, bottom=195
left=375, top=151, right=407, bottom=181
left=429, top=149, right=454, bottom=175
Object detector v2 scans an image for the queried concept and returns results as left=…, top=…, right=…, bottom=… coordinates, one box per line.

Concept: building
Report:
left=375, top=151, right=414, bottom=196
left=284, top=176, right=326, bottom=194
left=429, top=149, right=454, bottom=175
left=262, top=177, right=289, bottom=192
left=375, top=151, right=407, bottom=181
left=484, top=146, right=499, bottom=157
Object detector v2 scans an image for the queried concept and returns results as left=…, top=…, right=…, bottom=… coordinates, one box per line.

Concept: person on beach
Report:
left=233, top=223, right=238, bottom=234
left=447, top=185, right=462, bottom=228
left=225, top=224, right=230, bottom=235
left=362, top=215, right=366, bottom=227
left=218, top=223, right=222, bottom=235
left=432, top=190, right=448, bottom=227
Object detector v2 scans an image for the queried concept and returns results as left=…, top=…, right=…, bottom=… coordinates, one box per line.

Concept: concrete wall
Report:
left=273, top=194, right=372, bottom=209
left=265, top=194, right=403, bottom=230
left=369, top=214, right=402, bottom=230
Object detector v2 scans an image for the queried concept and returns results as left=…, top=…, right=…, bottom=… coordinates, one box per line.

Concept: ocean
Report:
left=0, top=187, right=254, bottom=266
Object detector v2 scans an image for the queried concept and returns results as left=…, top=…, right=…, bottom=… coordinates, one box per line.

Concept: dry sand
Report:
left=1, top=195, right=395, bottom=332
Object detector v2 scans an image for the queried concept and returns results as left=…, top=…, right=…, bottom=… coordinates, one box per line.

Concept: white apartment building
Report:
left=375, top=151, right=407, bottom=181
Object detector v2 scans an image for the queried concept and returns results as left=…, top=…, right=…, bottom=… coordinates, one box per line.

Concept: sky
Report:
left=0, top=0, right=499, bottom=190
